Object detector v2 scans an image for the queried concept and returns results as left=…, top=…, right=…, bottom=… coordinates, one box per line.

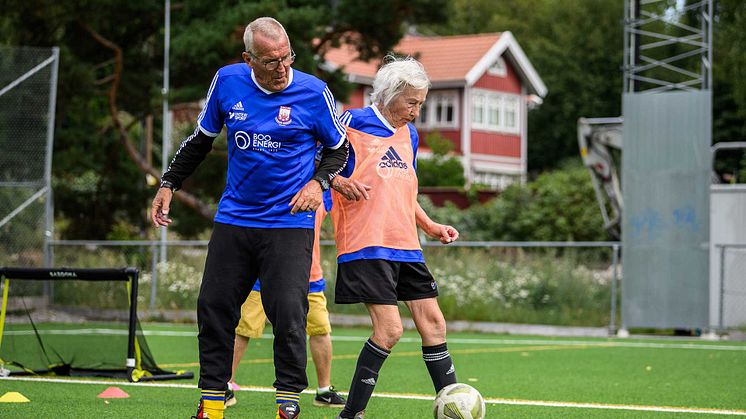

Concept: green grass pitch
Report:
left=1, top=324, right=745, bottom=418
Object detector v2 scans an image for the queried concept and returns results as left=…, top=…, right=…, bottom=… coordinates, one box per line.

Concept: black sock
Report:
left=423, top=342, right=457, bottom=393
left=340, top=339, right=390, bottom=417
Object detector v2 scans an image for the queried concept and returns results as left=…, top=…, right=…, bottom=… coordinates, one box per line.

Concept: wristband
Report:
left=313, top=175, right=330, bottom=191
left=160, top=180, right=176, bottom=191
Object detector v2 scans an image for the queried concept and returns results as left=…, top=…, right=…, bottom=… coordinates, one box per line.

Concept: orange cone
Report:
left=97, top=387, right=130, bottom=399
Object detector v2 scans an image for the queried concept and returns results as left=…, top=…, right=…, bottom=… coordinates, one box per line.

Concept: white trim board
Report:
left=465, top=31, right=548, bottom=98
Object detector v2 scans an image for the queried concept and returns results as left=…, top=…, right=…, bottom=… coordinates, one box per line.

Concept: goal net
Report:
left=0, top=267, right=193, bottom=381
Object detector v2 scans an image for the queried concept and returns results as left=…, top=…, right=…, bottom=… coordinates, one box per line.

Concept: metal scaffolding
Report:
left=624, top=0, right=713, bottom=93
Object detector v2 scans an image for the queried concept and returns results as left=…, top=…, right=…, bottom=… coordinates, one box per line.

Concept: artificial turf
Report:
left=1, top=324, right=745, bottom=418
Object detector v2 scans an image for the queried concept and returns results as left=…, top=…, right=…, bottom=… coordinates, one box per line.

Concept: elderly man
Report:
left=150, top=17, right=362, bottom=419
left=331, top=56, right=460, bottom=419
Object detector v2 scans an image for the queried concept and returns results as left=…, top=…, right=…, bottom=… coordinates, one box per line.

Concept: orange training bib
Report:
left=331, top=126, right=420, bottom=257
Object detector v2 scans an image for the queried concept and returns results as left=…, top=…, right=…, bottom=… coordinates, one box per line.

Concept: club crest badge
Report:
left=275, top=106, right=292, bottom=125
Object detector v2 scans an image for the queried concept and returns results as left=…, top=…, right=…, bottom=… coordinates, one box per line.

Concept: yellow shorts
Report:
left=235, top=290, right=332, bottom=338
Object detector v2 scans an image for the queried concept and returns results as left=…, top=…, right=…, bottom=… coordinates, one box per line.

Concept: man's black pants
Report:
left=197, top=222, right=313, bottom=393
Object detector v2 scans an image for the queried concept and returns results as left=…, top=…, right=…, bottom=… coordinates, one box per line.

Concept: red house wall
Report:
left=471, top=131, right=521, bottom=157
left=470, top=58, right=523, bottom=159
left=473, top=59, right=522, bottom=93
left=342, top=87, right=366, bottom=112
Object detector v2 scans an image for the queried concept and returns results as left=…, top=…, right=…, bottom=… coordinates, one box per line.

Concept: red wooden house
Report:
left=325, top=32, right=547, bottom=189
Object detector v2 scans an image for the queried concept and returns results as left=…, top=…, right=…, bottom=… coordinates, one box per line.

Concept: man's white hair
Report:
left=243, top=17, right=290, bottom=53
left=370, top=55, right=430, bottom=108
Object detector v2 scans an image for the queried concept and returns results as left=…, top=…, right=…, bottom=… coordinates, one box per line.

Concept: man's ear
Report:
left=242, top=52, right=253, bottom=67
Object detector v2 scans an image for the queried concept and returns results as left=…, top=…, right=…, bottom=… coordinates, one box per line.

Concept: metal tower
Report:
left=624, top=0, right=713, bottom=93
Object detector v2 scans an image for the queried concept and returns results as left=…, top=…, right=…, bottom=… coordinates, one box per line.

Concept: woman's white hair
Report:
left=243, top=17, right=290, bottom=53
left=370, top=55, right=430, bottom=108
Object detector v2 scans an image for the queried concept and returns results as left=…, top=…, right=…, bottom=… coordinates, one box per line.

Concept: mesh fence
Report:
left=47, top=241, right=620, bottom=328
left=0, top=46, right=58, bottom=268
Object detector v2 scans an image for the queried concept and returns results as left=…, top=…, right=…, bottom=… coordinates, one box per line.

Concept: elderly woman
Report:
left=331, top=56, right=460, bottom=419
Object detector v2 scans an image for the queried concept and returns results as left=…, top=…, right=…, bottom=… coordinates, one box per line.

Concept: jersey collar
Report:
left=250, top=67, right=294, bottom=95
left=370, top=105, right=397, bottom=134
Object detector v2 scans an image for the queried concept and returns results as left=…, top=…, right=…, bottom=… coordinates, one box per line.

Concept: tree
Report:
left=713, top=0, right=746, bottom=181
left=1, top=1, right=167, bottom=238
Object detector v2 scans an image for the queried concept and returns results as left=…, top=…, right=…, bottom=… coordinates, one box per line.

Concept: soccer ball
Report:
left=433, top=383, right=486, bottom=419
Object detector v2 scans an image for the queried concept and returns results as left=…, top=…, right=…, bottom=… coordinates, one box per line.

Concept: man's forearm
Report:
left=161, top=128, right=215, bottom=190
left=314, top=138, right=349, bottom=182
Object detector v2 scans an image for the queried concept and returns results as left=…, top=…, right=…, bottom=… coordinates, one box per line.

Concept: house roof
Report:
left=324, top=32, right=547, bottom=97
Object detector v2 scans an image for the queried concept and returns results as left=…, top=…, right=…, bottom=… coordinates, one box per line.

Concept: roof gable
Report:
left=324, top=32, right=547, bottom=97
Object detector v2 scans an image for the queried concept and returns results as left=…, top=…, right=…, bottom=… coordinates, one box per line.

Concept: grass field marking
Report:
left=159, top=357, right=275, bottom=369
left=384, top=343, right=607, bottom=359
left=4, top=376, right=745, bottom=416
left=0, top=376, right=198, bottom=389
left=329, top=335, right=746, bottom=352
left=4, top=328, right=132, bottom=336
left=369, top=392, right=746, bottom=416
left=5, top=328, right=195, bottom=337
left=158, top=343, right=596, bottom=368
left=479, top=397, right=746, bottom=416
left=451, top=343, right=614, bottom=354
left=9, top=328, right=746, bottom=351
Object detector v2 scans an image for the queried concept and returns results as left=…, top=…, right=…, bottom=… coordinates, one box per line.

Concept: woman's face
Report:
left=382, top=87, right=428, bottom=128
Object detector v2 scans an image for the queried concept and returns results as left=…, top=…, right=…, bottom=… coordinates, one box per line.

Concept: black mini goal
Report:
left=0, top=267, right=193, bottom=382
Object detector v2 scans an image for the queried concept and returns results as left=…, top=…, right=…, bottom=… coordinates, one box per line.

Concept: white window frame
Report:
left=415, top=90, right=459, bottom=129
left=471, top=89, right=521, bottom=135
left=473, top=171, right=517, bottom=190
left=503, top=96, right=519, bottom=130
left=487, top=57, right=507, bottom=77
left=470, top=92, right=485, bottom=126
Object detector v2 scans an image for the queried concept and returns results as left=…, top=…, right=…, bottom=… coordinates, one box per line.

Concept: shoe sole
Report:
left=225, top=397, right=237, bottom=408
left=313, top=399, right=345, bottom=408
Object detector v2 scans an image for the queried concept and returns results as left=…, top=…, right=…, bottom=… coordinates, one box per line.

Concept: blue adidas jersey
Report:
left=198, top=64, right=346, bottom=229
left=337, top=106, right=424, bottom=263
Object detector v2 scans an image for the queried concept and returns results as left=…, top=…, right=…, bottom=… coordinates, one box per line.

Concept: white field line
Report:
left=6, top=329, right=746, bottom=351
left=1, top=376, right=745, bottom=416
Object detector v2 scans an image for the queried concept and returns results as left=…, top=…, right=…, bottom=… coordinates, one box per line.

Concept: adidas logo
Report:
left=378, top=146, right=408, bottom=170
left=361, top=377, right=377, bottom=386
left=446, top=364, right=455, bottom=375
left=232, top=101, right=244, bottom=111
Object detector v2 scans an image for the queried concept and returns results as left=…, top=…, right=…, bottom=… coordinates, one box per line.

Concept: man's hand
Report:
left=331, top=176, right=371, bottom=201
left=289, top=180, right=323, bottom=215
left=151, top=188, right=174, bottom=227
left=425, top=223, right=459, bottom=244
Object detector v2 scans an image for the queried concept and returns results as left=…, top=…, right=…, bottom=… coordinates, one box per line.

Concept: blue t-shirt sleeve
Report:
left=339, top=110, right=353, bottom=127
left=314, top=86, right=347, bottom=149
left=323, top=189, right=333, bottom=212
left=197, top=71, right=223, bottom=137
left=410, top=123, right=419, bottom=170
